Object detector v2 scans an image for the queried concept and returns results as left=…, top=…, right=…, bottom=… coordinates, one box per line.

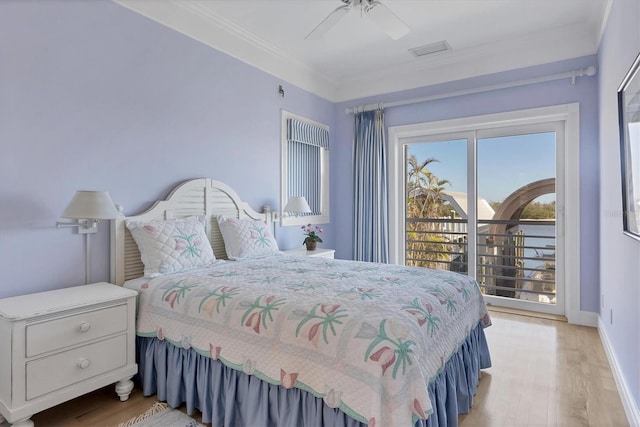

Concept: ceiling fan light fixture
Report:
left=306, top=0, right=409, bottom=40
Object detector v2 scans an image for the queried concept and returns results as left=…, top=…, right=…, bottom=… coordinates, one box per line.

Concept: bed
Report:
left=110, top=178, right=491, bottom=427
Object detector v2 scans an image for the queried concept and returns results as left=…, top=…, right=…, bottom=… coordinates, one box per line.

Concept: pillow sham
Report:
left=217, top=216, right=279, bottom=260
left=126, top=215, right=215, bottom=277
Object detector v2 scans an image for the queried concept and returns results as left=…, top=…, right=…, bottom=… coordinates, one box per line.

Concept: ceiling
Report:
left=114, top=0, right=611, bottom=102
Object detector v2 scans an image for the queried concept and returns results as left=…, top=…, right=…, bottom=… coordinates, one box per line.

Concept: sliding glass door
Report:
left=403, top=122, right=564, bottom=315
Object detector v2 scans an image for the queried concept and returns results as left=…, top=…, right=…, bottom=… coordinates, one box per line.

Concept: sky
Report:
left=406, top=131, right=556, bottom=204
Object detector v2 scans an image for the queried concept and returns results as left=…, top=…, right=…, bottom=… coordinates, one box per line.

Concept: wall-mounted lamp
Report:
left=283, top=196, right=312, bottom=217
left=57, top=191, right=120, bottom=284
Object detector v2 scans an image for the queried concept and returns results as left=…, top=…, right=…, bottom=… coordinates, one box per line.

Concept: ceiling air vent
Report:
left=409, top=40, right=451, bottom=58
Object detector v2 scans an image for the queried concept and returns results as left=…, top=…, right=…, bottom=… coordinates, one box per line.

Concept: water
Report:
left=515, top=223, right=555, bottom=275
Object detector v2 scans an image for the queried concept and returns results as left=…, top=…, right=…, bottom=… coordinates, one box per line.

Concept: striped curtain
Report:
left=287, top=119, right=329, bottom=215
left=353, top=109, right=389, bottom=263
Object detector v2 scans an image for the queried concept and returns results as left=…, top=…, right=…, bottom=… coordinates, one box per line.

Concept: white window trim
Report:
left=280, top=110, right=330, bottom=226
left=388, top=103, right=587, bottom=325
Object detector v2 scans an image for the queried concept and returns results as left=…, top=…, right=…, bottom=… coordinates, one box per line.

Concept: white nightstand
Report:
left=0, top=282, right=138, bottom=427
left=283, top=247, right=335, bottom=259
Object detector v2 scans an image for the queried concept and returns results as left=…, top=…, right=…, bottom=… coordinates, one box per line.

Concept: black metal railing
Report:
left=406, top=217, right=556, bottom=304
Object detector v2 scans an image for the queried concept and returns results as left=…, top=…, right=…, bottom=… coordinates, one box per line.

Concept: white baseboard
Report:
left=598, top=316, right=640, bottom=427
left=567, top=311, right=600, bottom=328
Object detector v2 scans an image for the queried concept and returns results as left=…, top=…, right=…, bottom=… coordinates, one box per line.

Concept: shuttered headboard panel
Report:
left=110, top=178, right=272, bottom=286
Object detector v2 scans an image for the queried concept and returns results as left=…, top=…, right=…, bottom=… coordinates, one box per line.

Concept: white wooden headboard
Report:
left=110, top=178, right=272, bottom=286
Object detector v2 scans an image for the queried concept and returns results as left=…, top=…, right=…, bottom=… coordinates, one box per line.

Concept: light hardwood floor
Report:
left=14, top=310, right=627, bottom=426
left=459, top=310, right=628, bottom=427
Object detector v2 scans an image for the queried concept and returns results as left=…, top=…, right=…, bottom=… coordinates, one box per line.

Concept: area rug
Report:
left=118, top=402, right=205, bottom=427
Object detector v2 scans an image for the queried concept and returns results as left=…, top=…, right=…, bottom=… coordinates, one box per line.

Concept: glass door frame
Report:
left=476, top=122, right=565, bottom=315
left=388, top=104, right=581, bottom=321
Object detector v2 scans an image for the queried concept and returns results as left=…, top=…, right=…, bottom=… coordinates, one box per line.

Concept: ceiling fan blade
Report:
left=305, top=4, right=351, bottom=40
left=365, top=0, right=410, bottom=40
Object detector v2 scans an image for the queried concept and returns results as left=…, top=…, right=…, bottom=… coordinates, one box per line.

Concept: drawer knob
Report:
left=78, top=358, right=91, bottom=369
left=79, top=322, right=91, bottom=333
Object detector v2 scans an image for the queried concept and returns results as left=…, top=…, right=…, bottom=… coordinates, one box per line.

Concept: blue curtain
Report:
left=353, top=109, right=389, bottom=263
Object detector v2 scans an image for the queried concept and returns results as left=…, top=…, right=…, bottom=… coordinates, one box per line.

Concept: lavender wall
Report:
left=0, top=0, right=609, bottom=323
left=0, top=1, right=334, bottom=297
left=331, top=56, right=600, bottom=313
left=598, top=0, right=640, bottom=412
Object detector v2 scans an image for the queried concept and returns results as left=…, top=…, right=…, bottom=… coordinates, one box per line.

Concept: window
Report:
left=281, top=111, right=330, bottom=226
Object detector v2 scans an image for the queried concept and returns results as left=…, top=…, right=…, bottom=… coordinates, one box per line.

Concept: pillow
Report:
left=126, top=215, right=215, bottom=277
left=217, top=216, right=279, bottom=260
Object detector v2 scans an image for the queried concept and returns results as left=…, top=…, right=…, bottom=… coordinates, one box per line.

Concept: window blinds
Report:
left=287, top=119, right=329, bottom=216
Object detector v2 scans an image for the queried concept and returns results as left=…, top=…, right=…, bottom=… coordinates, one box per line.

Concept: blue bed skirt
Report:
left=136, top=322, right=491, bottom=427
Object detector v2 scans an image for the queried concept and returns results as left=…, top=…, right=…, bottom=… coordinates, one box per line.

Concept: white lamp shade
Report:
left=61, top=191, right=120, bottom=220
left=284, top=196, right=312, bottom=213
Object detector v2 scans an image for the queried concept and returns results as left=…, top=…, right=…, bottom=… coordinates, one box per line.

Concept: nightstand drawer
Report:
left=25, top=304, right=128, bottom=357
left=26, top=334, right=127, bottom=400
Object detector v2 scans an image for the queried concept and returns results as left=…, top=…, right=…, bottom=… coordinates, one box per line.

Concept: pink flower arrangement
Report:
left=301, top=224, right=323, bottom=245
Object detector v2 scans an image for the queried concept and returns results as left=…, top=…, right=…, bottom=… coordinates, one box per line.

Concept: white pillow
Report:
left=217, top=216, right=279, bottom=260
left=126, top=215, right=215, bottom=277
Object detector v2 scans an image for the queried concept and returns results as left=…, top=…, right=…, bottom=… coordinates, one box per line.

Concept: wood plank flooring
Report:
left=459, top=311, right=628, bottom=427
left=9, top=310, right=627, bottom=426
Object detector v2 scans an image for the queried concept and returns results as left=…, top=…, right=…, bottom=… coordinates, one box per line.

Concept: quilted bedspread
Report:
left=126, top=254, right=491, bottom=426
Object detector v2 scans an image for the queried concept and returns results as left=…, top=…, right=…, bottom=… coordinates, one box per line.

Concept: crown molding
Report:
left=334, top=23, right=598, bottom=101
left=113, top=0, right=600, bottom=103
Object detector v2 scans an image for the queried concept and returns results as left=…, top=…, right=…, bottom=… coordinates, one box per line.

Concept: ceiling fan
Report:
left=305, top=0, right=410, bottom=40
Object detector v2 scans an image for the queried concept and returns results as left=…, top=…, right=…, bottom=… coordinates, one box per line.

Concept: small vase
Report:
left=306, top=241, right=317, bottom=251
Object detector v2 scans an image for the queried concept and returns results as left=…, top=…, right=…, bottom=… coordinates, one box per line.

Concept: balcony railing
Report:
left=406, top=217, right=556, bottom=304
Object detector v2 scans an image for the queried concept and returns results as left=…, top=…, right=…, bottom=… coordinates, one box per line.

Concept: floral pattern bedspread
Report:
left=127, top=254, right=491, bottom=426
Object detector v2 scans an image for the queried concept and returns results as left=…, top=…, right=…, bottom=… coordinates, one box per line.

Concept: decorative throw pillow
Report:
left=217, top=216, right=279, bottom=260
left=126, top=215, right=215, bottom=277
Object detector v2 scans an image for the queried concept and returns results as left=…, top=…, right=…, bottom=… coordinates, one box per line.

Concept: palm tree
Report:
left=406, top=155, right=450, bottom=218
left=405, top=155, right=453, bottom=269
left=421, top=170, right=451, bottom=218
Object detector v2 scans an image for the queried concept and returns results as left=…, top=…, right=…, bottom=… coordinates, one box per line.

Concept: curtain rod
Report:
left=345, top=65, right=597, bottom=115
